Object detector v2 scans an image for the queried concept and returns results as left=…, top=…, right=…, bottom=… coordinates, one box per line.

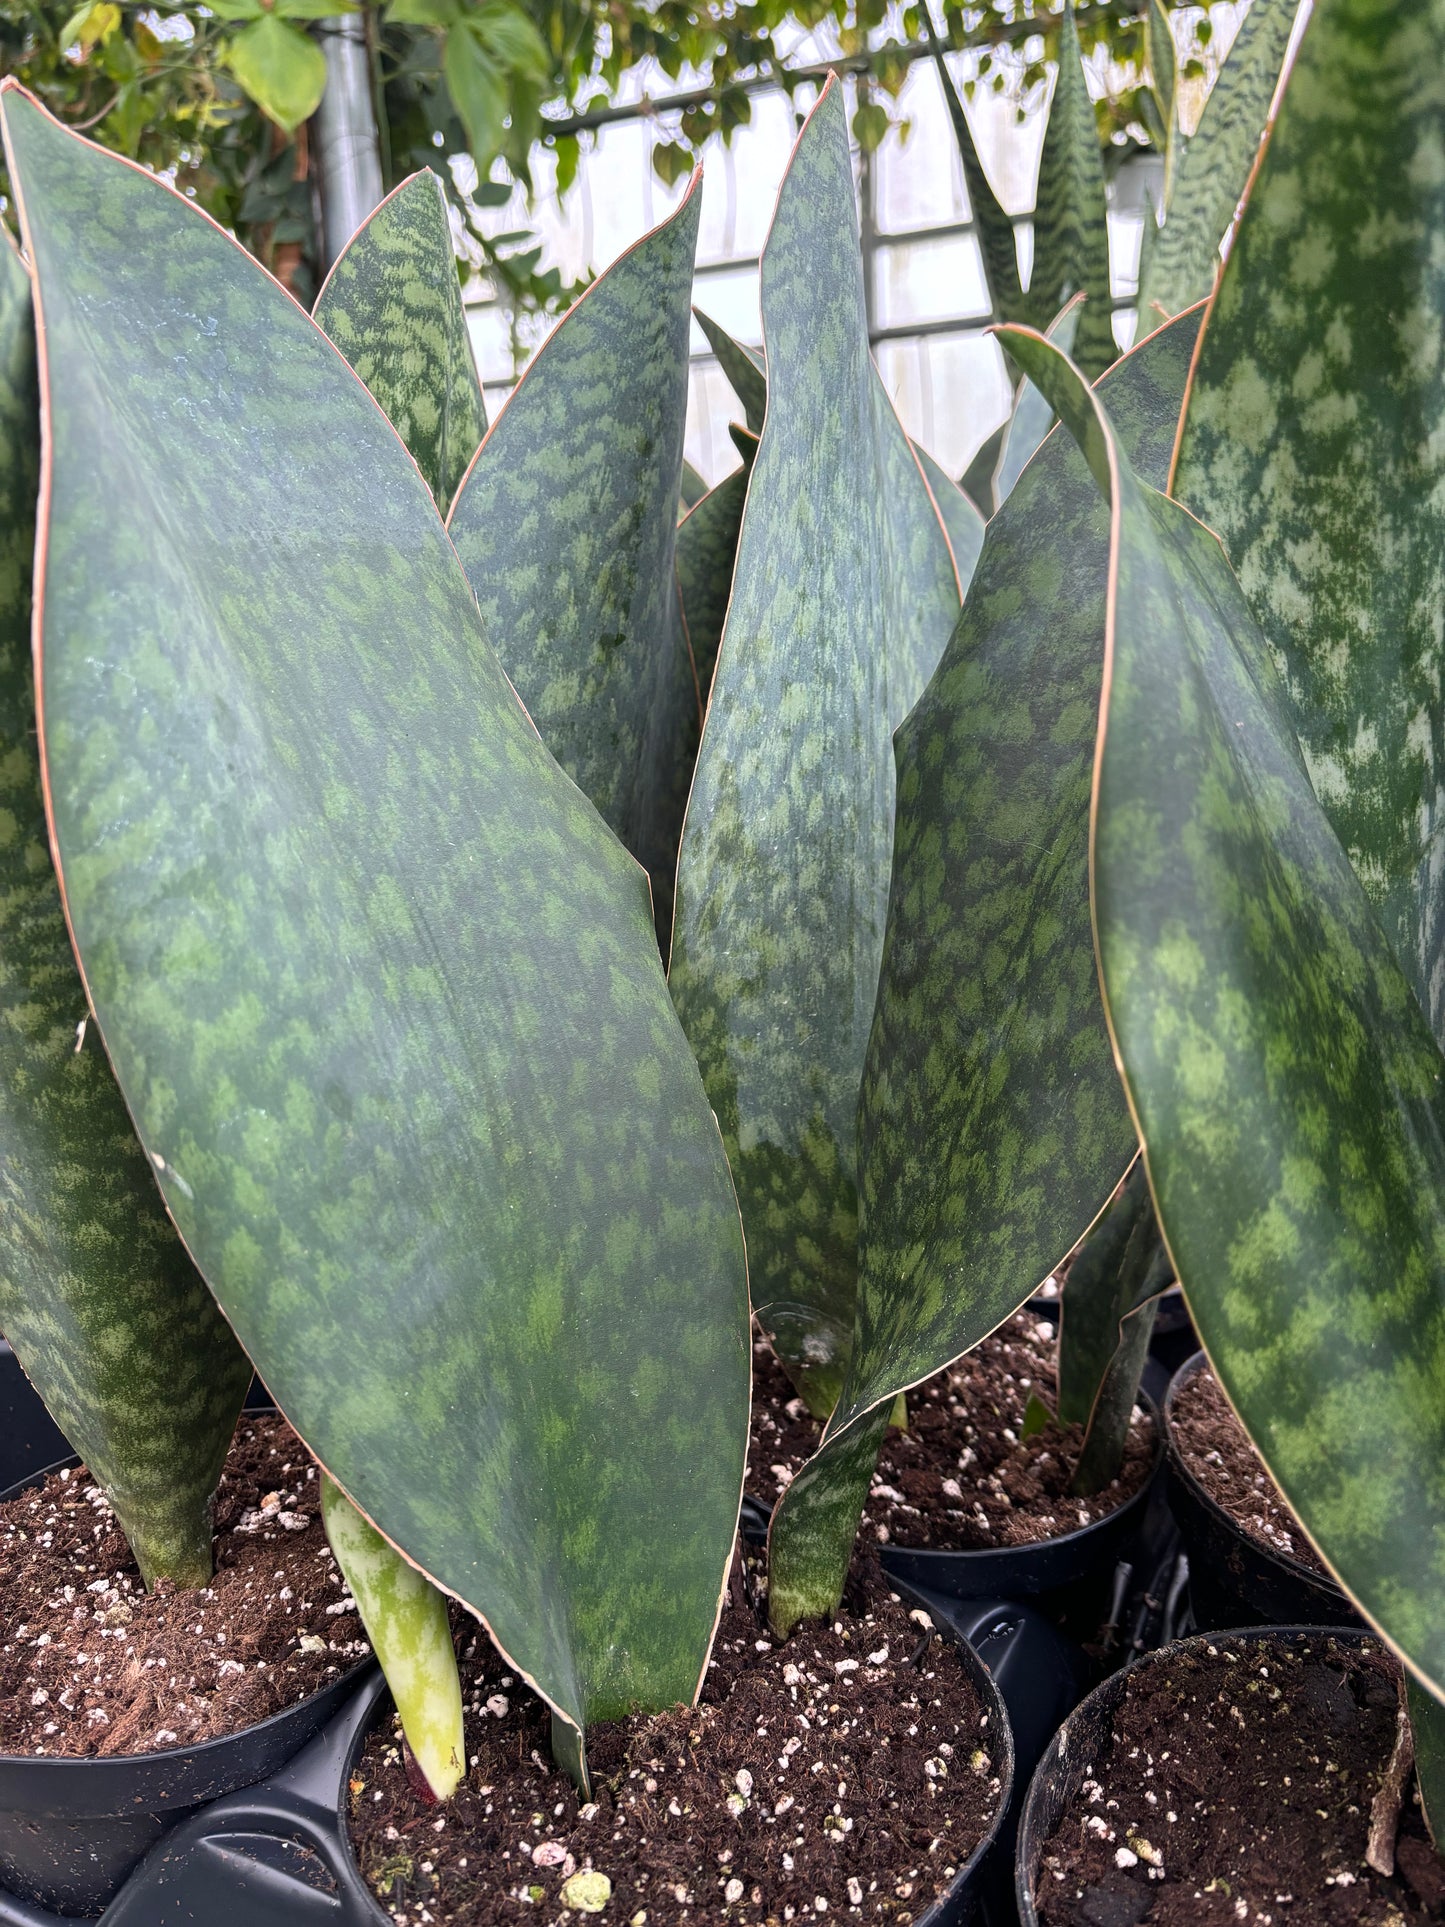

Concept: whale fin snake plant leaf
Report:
left=313, top=168, right=488, bottom=519
left=669, top=75, right=960, bottom=1429
left=447, top=174, right=702, bottom=955
left=0, top=222, right=252, bottom=1593
left=764, top=303, right=1203, bottom=1635
left=2, top=82, right=750, bottom=1791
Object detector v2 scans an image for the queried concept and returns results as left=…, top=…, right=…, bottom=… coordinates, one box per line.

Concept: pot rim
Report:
left=1162, top=1349, right=1350, bottom=1600
left=1012, top=1622, right=1383, bottom=1927
left=332, top=1600, right=1018, bottom=1925
left=0, top=1435, right=374, bottom=1776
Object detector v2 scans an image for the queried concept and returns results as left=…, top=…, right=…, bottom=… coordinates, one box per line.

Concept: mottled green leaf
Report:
left=0, top=225, right=251, bottom=1589
left=913, top=441, right=984, bottom=599
left=694, top=306, right=980, bottom=595
left=1173, top=0, right=1445, bottom=1046
left=1057, top=1157, right=1166, bottom=1494
left=447, top=176, right=700, bottom=950
left=675, top=457, right=751, bottom=723
left=925, top=10, right=1023, bottom=325
left=765, top=305, right=1201, bottom=1631
left=1030, top=4, right=1114, bottom=380
left=314, top=170, right=487, bottom=516
left=6, top=89, right=749, bottom=1757
left=960, top=421, right=1006, bottom=519
left=695, top=308, right=766, bottom=435
left=679, top=458, right=708, bottom=512
left=670, top=79, right=958, bottom=1423
left=1017, top=318, right=1445, bottom=1699
left=993, top=292, right=1081, bottom=508
left=1138, top=0, right=1298, bottom=321
left=322, top=1475, right=464, bottom=1801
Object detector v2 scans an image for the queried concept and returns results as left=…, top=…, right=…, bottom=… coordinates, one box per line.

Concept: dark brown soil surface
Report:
left=0, top=1412, right=370, bottom=1756
left=1035, top=1633, right=1440, bottom=1925
left=864, top=1314, right=1154, bottom=1551
left=745, top=1336, right=822, bottom=1505
left=1169, top=1367, right=1328, bottom=1578
left=349, top=1547, right=1002, bottom=1925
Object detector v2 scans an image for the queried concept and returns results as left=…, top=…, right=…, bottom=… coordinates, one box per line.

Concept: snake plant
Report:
left=0, top=83, right=750, bottom=1805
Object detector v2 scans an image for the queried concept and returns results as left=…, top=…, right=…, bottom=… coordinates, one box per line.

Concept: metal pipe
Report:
left=314, top=14, right=384, bottom=268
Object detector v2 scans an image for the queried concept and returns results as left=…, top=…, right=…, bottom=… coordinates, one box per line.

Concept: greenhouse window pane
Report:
left=875, top=330, right=1011, bottom=480
left=690, top=264, right=763, bottom=356
left=873, top=230, right=989, bottom=330
left=872, top=62, right=969, bottom=233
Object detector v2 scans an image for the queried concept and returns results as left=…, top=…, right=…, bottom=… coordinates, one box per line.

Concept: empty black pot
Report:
left=1164, top=1351, right=1359, bottom=1631
left=1013, top=1625, right=1377, bottom=1925
left=0, top=1448, right=374, bottom=1917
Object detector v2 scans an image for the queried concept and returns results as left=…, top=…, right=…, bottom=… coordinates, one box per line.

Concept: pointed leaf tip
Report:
left=993, top=324, right=1115, bottom=500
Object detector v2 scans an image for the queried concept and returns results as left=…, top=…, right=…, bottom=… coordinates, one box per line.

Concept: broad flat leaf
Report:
left=670, top=77, right=958, bottom=1421
left=1138, top=0, right=1299, bottom=321
left=448, top=175, right=701, bottom=950
left=1410, top=1679, right=1445, bottom=1841
left=322, top=1476, right=463, bottom=1800
left=5, top=88, right=749, bottom=1757
left=1173, top=0, right=1445, bottom=1046
left=926, top=12, right=1023, bottom=325
left=0, top=226, right=251, bottom=1589
left=1015, top=322, right=1445, bottom=1701
left=1030, top=4, right=1114, bottom=380
left=913, top=441, right=984, bottom=598
left=993, top=292, right=1081, bottom=508
left=693, top=308, right=981, bottom=608
left=314, top=170, right=487, bottom=516
left=226, top=15, right=326, bottom=133
left=766, top=304, right=1201, bottom=1631
left=695, top=308, right=766, bottom=435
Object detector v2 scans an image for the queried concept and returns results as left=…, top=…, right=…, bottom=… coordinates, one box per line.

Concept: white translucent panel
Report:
left=875, top=330, right=1011, bottom=480
left=690, top=264, right=762, bottom=354
left=874, top=231, right=989, bottom=330
left=483, top=381, right=516, bottom=423
left=684, top=361, right=749, bottom=488
left=943, top=48, right=1049, bottom=215
left=873, top=61, right=969, bottom=233
left=695, top=90, right=800, bottom=265
left=1109, top=210, right=1144, bottom=297
left=1113, top=308, right=1139, bottom=354
left=466, top=303, right=515, bottom=387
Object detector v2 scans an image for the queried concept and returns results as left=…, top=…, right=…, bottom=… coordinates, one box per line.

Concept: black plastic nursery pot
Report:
left=96, top=1592, right=1022, bottom=1927
left=0, top=1347, right=73, bottom=1494
left=880, top=1388, right=1164, bottom=1612
left=1163, top=1351, right=1360, bottom=1632
left=0, top=1447, right=376, bottom=1918
left=1011, top=1625, right=1379, bottom=1927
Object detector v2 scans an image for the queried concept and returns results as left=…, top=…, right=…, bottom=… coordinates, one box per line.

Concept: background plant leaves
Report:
left=1029, top=4, right=1114, bottom=380
left=447, top=174, right=701, bottom=951
left=314, top=170, right=487, bottom=516
left=6, top=88, right=750, bottom=1754
left=765, top=304, right=1201, bottom=1629
left=1138, top=0, right=1299, bottom=321
left=0, top=223, right=251, bottom=1589
left=669, top=77, right=959, bottom=1424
